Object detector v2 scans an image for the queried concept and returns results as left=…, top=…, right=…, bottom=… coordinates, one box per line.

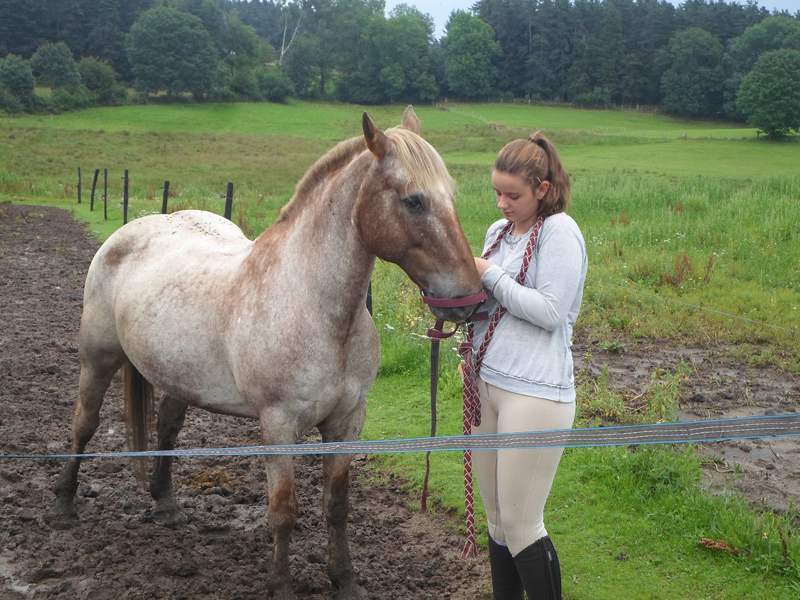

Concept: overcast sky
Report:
left=384, top=0, right=800, bottom=39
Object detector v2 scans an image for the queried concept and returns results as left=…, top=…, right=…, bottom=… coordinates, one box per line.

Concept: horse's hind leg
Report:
left=149, top=395, right=188, bottom=526
left=52, top=353, right=121, bottom=524
left=320, top=403, right=367, bottom=600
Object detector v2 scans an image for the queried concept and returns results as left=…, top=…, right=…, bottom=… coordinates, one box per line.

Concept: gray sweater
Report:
left=474, top=214, right=588, bottom=402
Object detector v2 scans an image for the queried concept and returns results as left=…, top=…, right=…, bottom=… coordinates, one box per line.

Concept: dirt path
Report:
left=0, top=205, right=490, bottom=599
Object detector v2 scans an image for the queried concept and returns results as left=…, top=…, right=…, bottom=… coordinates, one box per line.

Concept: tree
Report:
left=387, top=5, right=438, bottom=101
left=475, top=0, right=536, bottom=98
left=30, top=42, right=82, bottom=89
left=232, top=0, right=294, bottom=60
left=175, top=0, right=226, bottom=41
left=442, top=11, right=500, bottom=100
left=218, top=15, right=274, bottom=99
left=660, top=27, right=724, bottom=117
left=723, top=16, right=800, bottom=117
left=737, top=49, right=800, bottom=139
left=527, top=0, right=574, bottom=102
left=78, top=57, right=126, bottom=104
left=0, top=54, right=35, bottom=111
left=283, top=34, right=323, bottom=98
left=0, top=0, right=43, bottom=56
left=126, top=5, right=218, bottom=97
left=336, top=6, right=438, bottom=104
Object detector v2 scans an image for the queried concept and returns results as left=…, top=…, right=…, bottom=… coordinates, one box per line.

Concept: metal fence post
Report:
left=162, top=181, right=170, bottom=214
left=224, top=182, right=234, bottom=220
left=123, top=170, right=129, bottom=225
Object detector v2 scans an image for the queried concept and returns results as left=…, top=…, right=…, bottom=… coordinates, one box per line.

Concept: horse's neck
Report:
left=248, top=153, right=374, bottom=324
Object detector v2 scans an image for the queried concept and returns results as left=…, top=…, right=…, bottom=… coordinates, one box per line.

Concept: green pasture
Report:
left=1, top=101, right=799, bottom=599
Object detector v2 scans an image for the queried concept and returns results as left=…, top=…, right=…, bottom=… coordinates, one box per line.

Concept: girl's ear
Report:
left=536, top=180, right=551, bottom=200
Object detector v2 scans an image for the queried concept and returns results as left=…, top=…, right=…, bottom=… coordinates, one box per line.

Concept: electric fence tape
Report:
left=2, top=413, right=799, bottom=461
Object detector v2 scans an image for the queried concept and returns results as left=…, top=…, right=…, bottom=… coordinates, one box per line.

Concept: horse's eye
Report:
left=402, top=193, right=426, bottom=214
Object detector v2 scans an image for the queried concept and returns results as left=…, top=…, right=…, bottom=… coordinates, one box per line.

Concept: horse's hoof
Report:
left=45, top=509, right=78, bottom=530
left=334, top=583, right=367, bottom=600
left=152, top=507, right=188, bottom=528
left=272, top=586, right=296, bottom=600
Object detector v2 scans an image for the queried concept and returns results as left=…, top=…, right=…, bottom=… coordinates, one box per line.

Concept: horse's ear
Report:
left=362, top=112, right=388, bottom=160
left=401, top=105, right=421, bottom=134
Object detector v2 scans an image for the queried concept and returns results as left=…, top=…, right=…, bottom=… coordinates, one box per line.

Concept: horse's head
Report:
left=355, top=107, right=483, bottom=323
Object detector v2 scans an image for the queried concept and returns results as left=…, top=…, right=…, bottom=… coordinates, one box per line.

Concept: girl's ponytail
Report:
left=528, top=132, right=570, bottom=218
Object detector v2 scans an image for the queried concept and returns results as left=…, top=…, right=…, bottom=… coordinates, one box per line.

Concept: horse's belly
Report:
left=187, top=388, right=258, bottom=419
left=131, top=347, right=258, bottom=419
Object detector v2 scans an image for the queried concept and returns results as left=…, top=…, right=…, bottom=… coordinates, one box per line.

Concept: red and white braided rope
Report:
left=458, top=216, right=544, bottom=558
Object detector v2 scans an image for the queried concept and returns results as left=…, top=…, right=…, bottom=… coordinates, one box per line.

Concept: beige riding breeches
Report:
left=473, top=379, right=576, bottom=557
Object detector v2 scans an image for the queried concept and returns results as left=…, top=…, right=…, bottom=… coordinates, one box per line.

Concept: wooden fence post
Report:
left=90, top=169, right=99, bottom=212
left=103, top=169, right=108, bottom=221
left=161, top=180, right=170, bottom=214
left=77, top=168, right=81, bottom=204
left=123, top=170, right=129, bottom=225
left=224, top=182, right=234, bottom=220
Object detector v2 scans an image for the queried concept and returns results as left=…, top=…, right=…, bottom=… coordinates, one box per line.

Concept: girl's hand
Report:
left=474, top=257, right=490, bottom=276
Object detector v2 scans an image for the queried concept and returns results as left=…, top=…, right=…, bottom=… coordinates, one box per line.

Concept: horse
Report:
left=52, top=107, right=483, bottom=599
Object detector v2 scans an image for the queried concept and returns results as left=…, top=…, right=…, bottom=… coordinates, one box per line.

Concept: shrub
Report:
left=78, top=57, right=127, bottom=105
left=229, top=68, right=261, bottom=101
left=51, top=85, right=94, bottom=112
left=0, top=54, right=35, bottom=110
left=0, top=88, right=24, bottom=113
left=255, top=66, right=294, bottom=103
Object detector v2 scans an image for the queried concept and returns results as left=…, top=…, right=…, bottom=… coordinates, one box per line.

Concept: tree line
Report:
left=1, top=0, right=799, bottom=137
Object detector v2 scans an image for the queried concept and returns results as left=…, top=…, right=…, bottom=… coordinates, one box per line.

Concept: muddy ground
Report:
left=0, top=205, right=490, bottom=599
left=574, top=340, right=800, bottom=513
left=1, top=205, right=799, bottom=599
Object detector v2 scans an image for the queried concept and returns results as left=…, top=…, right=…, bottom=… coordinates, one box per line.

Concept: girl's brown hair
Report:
left=493, top=131, right=570, bottom=218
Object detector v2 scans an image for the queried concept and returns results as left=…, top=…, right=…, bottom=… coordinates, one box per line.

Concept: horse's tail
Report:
left=123, top=361, right=154, bottom=483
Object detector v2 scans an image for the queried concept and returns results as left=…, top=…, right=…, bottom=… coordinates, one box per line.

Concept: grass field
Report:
left=2, top=101, right=799, bottom=598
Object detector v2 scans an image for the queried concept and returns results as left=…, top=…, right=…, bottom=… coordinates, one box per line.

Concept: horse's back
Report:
left=95, top=209, right=248, bottom=264
left=79, top=211, right=254, bottom=412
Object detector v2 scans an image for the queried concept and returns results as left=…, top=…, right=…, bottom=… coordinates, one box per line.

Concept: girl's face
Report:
left=491, top=170, right=549, bottom=232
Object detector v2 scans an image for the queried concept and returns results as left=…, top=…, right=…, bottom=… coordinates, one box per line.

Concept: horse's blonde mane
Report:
left=277, top=126, right=453, bottom=223
left=385, top=127, right=455, bottom=195
left=277, top=136, right=366, bottom=222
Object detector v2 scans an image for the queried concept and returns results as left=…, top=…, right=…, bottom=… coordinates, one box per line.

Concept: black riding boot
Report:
left=488, top=537, right=523, bottom=600
left=512, top=536, right=562, bottom=600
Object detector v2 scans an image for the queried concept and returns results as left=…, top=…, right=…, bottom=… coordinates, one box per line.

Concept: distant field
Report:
left=2, top=101, right=799, bottom=599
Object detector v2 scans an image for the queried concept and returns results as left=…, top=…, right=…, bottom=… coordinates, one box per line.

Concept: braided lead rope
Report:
left=459, top=217, right=545, bottom=558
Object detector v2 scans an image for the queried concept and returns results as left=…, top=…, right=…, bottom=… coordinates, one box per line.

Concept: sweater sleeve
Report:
left=481, top=220, right=585, bottom=331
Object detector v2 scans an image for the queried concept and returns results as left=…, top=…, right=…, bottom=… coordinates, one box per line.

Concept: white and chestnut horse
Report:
left=53, top=107, right=482, bottom=599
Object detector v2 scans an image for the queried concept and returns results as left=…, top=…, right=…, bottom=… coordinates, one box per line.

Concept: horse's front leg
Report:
left=320, top=403, right=367, bottom=600
left=260, top=413, right=298, bottom=600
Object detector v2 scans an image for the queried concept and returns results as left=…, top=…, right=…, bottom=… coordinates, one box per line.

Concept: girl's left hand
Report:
left=474, top=257, right=490, bottom=276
